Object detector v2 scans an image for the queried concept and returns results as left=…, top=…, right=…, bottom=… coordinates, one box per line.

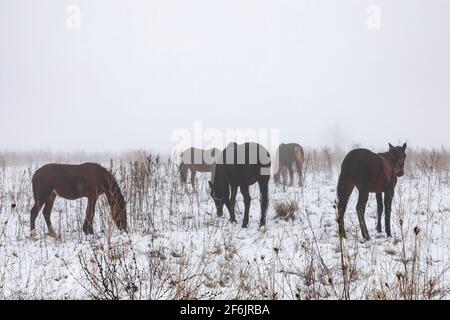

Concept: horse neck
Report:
left=102, top=171, right=123, bottom=208
left=213, top=163, right=224, bottom=181
left=380, top=152, right=398, bottom=173
left=214, top=164, right=228, bottom=193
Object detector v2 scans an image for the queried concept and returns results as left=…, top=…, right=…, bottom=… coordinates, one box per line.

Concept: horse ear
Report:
left=389, top=143, right=394, bottom=150
left=208, top=181, right=213, bottom=189
left=402, top=143, right=407, bottom=150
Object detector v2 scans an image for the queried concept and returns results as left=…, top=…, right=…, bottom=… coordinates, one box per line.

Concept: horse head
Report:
left=388, top=143, right=407, bottom=177
left=208, top=180, right=226, bottom=217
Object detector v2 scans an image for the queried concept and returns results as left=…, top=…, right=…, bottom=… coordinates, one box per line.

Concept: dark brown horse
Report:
left=180, top=147, right=220, bottom=192
left=30, top=163, right=127, bottom=238
left=273, top=143, right=305, bottom=187
left=208, top=142, right=271, bottom=228
left=337, top=143, right=407, bottom=241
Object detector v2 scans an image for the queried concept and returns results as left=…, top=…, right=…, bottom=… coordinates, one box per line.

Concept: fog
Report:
left=1, top=0, right=450, bottom=153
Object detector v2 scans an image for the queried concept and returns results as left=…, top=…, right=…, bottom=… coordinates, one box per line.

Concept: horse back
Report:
left=340, top=149, right=394, bottom=192
left=221, top=142, right=271, bottom=187
left=32, top=163, right=106, bottom=200
left=180, top=147, right=219, bottom=172
left=278, top=143, right=303, bottom=166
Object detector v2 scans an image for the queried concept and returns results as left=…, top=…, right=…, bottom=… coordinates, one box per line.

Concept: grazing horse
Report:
left=273, top=143, right=305, bottom=187
left=30, top=163, right=127, bottom=238
left=180, top=147, right=220, bottom=192
left=208, top=142, right=271, bottom=228
left=336, top=143, right=407, bottom=241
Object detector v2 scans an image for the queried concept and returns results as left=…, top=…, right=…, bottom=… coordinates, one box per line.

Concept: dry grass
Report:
left=273, top=201, right=299, bottom=221
left=0, top=146, right=450, bottom=300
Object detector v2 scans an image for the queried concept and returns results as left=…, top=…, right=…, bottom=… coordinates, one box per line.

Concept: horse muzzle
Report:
left=216, top=206, right=224, bottom=217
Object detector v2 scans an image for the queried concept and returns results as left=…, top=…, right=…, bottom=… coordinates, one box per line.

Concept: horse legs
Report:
left=258, top=180, right=269, bottom=228
left=83, top=196, right=97, bottom=235
left=42, top=192, right=57, bottom=238
left=273, top=171, right=281, bottom=185
left=384, top=189, right=394, bottom=237
left=288, top=165, right=294, bottom=187
left=356, top=190, right=370, bottom=241
left=225, top=185, right=238, bottom=223
left=190, top=169, right=197, bottom=193
left=240, top=185, right=252, bottom=228
left=30, top=201, right=44, bottom=237
left=376, top=193, right=384, bottom=233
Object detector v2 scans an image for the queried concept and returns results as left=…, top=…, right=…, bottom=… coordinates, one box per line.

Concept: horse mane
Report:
left=379, top=149, right=400, bottom=165
left=102, top=169, right=125, bottom=210
left=212, top=160, right=228, bottom=195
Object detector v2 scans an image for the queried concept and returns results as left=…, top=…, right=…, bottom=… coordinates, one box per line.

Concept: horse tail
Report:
left=336, top=168, right=353, bottom=212
left=31, top=174, right=38, bottom=201
left=294, top=144, right=304, bottom=166
left=336, top=172, right=346, bottom=205
left=335, top=171, right=346, bottom=237
left=30, top=168, right=51, bottom=202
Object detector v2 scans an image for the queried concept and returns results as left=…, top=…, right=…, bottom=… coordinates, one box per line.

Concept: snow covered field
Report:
left=0, top=151, right=449, bottom=300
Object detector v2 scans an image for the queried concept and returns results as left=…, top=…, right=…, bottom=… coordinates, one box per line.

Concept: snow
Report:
left=0, top=161, right=449, bottom=299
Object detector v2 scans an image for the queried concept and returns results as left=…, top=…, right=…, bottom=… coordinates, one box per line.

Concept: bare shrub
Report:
left=273, top=201, right=299, bottom=221
left=2, top=147, right=450, bottom=300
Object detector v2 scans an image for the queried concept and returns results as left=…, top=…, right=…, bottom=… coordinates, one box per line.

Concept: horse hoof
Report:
left=48, top=231, right=60, bottom=239
left=29, top=229, right=37, bottom=239
left=46, top=226, right=58, bottom=238
left=48, top=233, right=60, bottom=239
left=83, top=222, right=94, bottom=235
left=83, top=228, right=94, bottom=235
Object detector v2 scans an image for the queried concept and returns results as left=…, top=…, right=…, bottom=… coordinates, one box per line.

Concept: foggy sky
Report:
left=1, top=0, right=450, bottom=153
